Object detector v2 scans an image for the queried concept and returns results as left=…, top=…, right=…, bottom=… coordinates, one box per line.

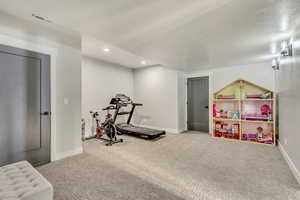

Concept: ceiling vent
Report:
left=32, top=14, right=52, bottom=23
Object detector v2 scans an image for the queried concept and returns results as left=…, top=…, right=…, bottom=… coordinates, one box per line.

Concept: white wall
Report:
left=82, top=57, right=134, bottom=136
left=276, top=26, right=300, bottom=185
left=55, top=46, right=82, bottom=158
left=177, top=72, right=186, bottom=132
left=0, top=12, right=82, bottom=161
left=132, top=63, right=275, bottom=134
left=211, top=62, right=275, bottom=92
left=133, top=66, right=181, bottom=133
left=185, top=62, right=275, bottom=134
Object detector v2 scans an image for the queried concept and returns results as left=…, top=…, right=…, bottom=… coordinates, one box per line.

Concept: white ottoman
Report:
left=0, top=161, right=53, bottom=200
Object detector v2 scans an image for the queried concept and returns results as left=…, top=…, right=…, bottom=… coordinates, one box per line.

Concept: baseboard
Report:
left=177, top=129, right=186, bottom=133
left=134, top=124, right=181, bottom=134
left=165, top=128, right=181, bottom=134
left=278, top=142, right=300, bottom=186
left=54, top=146, right=83, bottom=161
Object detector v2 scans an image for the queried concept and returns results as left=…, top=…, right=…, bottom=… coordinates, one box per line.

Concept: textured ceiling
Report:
left=0, top=0, right=299, bottom=70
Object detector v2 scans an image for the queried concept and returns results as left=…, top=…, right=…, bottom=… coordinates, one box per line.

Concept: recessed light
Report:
left=103, top=48, right=110, bottom=52
left=141, top=60, right=146, bottom=65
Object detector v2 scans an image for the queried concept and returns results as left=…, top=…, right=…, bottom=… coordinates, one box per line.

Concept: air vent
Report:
left=32, top=14, right=52, bottom=23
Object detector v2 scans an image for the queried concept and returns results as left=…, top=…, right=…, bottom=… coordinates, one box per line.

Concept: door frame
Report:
left=185, top=71, right=213, bottom=134
left=0, top=34, right=57, bottom=162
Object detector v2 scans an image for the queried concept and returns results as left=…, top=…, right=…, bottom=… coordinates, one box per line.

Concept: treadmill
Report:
left=111, top=95, right=166, bottom=139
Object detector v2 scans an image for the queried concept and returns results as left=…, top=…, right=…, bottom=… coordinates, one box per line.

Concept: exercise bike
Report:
left=85, top=105, right=123, bottom=146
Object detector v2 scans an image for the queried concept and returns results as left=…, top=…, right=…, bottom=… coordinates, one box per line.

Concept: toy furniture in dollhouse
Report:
left=213, top=79, right=276, bottom=146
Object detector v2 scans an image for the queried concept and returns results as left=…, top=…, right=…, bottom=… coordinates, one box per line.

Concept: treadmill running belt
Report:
left=117, top=124, right=165, bottom=136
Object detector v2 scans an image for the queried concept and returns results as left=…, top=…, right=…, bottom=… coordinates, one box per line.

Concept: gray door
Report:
left=0, top=44, right=51, bottom=167
left=187, top=77, right=209, bottom=132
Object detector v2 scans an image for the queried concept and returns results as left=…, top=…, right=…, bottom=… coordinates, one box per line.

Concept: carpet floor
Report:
left=38, top=132, right=300, bottom=200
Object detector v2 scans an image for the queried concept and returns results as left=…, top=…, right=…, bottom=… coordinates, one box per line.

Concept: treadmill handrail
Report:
left=102, top=105, right=116, bottom=111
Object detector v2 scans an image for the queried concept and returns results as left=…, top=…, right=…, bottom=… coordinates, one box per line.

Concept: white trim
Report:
left=165, top=128, right=182, bottom=134
left=177, top=129, right=186, bottom=133
left=278, top=142, right=300, bottom=186
left=134, top=124, right=181, bottom=134
left=0, top=33, right=58, bottom=162
left=184, top=71, right=213, bottom=135
left=54, top=147, right=83, bottom=161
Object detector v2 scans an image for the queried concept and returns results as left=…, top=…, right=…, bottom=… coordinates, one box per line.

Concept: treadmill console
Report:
left=109, top=96, right=131, bottom=106
left=110, top=98, right=119, bottom=105
left=114, top=94, right=132, bottom=105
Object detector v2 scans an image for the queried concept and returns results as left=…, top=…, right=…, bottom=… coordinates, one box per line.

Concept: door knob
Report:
left=41, top=111, right=51, bottom=116
left=204, top=106, right=209, bottom=109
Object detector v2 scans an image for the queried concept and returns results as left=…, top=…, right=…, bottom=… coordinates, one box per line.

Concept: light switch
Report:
left=64, top=98, right=69, bottom=105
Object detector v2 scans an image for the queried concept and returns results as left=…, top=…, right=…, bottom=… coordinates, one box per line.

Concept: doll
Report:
left=256, top=127, right=264, bottom=140
left=259, top=131, right=273, bottom=143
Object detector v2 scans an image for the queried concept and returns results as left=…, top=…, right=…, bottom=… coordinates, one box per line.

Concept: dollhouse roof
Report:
left=214, top=79, right=273, bottom=95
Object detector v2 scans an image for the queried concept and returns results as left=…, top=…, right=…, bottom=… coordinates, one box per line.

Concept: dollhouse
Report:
left=213, top=79, right=276, bottom=146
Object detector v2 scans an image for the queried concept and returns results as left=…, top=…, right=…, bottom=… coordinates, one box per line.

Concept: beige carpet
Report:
left=38, top=132, right=300, bottom=200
